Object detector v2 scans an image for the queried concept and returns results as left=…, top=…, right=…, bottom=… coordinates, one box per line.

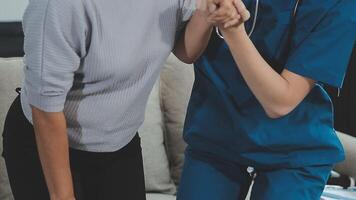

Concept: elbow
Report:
left=173, top=52, right=196, bottom=64
left=176, top=56, right=195, bottom=64
left=172, top=49, right=197, bottom=64
left=264, top=105, right=294, bottom=119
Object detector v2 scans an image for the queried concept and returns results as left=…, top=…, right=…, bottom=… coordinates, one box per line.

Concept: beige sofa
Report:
left=1, top=55, right=356, bottom=200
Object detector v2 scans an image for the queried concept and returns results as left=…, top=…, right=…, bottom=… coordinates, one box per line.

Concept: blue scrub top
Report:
left=184, top=0, right=356, bottom=169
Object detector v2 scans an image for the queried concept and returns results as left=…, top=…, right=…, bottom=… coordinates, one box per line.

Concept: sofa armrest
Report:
left=334, top=131, right=356, bottom=179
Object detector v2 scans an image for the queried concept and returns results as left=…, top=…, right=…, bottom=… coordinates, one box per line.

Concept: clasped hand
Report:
left=196, top=0, right=251, bottom=30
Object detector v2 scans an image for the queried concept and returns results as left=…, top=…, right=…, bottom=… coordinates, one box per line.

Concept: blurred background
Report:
left=0, top=0, right=27, bottom=22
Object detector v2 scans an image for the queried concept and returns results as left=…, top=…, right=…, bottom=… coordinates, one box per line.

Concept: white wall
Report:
left=0, top=0, right=28, bottom=21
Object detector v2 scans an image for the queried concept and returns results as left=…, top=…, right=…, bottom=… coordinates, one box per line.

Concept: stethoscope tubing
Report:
left=215, top=0, right=301, bottom=39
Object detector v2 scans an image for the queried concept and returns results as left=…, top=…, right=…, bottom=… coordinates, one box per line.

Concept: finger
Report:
left=210, top=6, right=233, bottom=19
left=222, top=11, right=241, bottom=25
left=224, top=18, right=240, bottom=28
left=239, top=6, right=251, bottom=21
left=207, top=15, right=226, bottom=23
left=208, top=3, right=218, bottom=13
left=241, top=9, right=251, bottom=21
left=234, top=0, right=246, bottom=12
left=206, top=16, right=218, bottom=24
left=208, top=9, right=226, bottom=19
left=234, top=0, right=250, bottom=21
left=208, top=12, right=234, bottom=22
left=229, top=10, right=240, bottom=21
left=221, top=11, right=239, bottom=24
left=208, top=14, right=239, bottom=27
left=210, top=7, right=239, bottom=22
left=233, top=4, right=249, bottom=21
left=207, top=0, right=220, bottom=13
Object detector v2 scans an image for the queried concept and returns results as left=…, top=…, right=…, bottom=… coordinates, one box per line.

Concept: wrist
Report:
left=194, top=10, right=214, bottom=27
left=50, top=188, right=75, bottom=200
left=221, top=25, right=249, bottom=42
left=50, top=194, right=75, bottom=200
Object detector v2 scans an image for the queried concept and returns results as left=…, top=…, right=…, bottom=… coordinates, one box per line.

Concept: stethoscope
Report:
left=216, top=0, right=301, bottom=39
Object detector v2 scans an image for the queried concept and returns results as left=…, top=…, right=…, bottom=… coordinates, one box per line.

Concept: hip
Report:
left=183, top=127, right=345, bottom=169
left=2, top=95, right=141, bottom=156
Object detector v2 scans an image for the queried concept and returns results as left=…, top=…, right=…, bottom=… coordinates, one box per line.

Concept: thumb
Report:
left=208, top=0, right=219, bottom=13
left=234, top=0, right=250, bottom=21
left=208, top=3, right=218, bottom=13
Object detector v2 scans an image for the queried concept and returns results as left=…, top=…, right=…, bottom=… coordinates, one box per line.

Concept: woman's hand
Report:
left=218, top=0, right=250, bottom=31
left=197, top=0, right=248, bottom=28
left=173, top=0, right=248, bottom=63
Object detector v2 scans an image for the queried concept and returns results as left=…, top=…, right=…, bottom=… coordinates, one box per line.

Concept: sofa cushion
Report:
left=0, top=57, right=23, bottom=200
left=146, top=193, right=176, bottom=200
left=334, top=131, right=356, bottom=179
left=160, top=54, right=194, bottom=185
left=139, top=80, right=176, bottom=194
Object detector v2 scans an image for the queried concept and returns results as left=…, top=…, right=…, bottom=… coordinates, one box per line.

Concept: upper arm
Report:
left=31, top=105, right=67, bottom=136
left=31, top=105, right=65, bottom=125
left=281, top=69, right=315, bottom=105
left=176, top=0, right=196, bottom=41
left=285, top=0, right=356, bottom=89
left=275, top=0, right=356, bottom=116
left=23, top=0, right=90, bottom=113
left=262, top=68, right=315, bottom=119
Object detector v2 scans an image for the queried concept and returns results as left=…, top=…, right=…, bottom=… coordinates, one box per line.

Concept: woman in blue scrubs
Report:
left=174, top=0, right=356, bottom=199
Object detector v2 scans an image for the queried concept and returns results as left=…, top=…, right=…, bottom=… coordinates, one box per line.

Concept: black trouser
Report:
left=2, top=96, right=146, bottom=200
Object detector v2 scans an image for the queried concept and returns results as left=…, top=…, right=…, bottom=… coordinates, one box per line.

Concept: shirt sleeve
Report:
left=285, top=0, right=356, bottom=88
left=181, top=0, right=196, bottom=22
left=22, top=0, right=89, bottom=112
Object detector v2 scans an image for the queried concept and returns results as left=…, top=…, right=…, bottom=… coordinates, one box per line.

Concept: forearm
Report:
left=31, top=106, right=75, bottom=200
left=222, top=29, right=313, bottom=118
left=173, top=11, right=213, bottom=64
